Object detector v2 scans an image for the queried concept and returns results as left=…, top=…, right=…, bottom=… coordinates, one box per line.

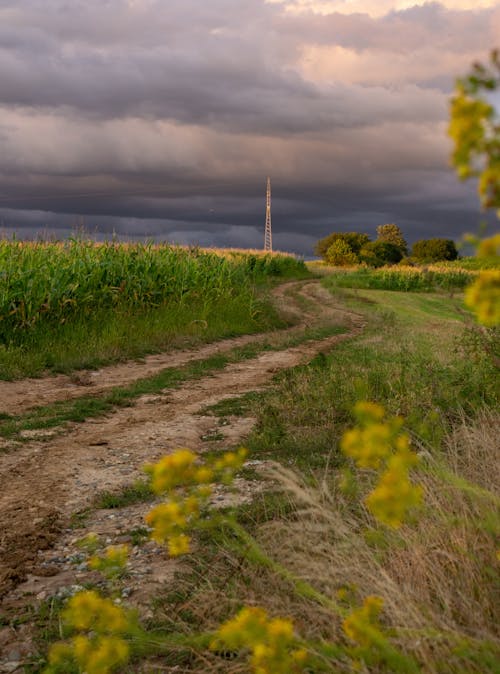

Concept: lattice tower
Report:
left=264, top=176, right=272, bottom=252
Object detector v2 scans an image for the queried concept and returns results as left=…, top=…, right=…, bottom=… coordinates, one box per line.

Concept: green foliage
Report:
left=359, top=241, right=403, bottom=267
left=325, top=239, right=358, bottom=266
left=0, top=242, right=308, bottom=378
left=314, top=232, right=370, bottom=261
left=0, top=241, right=306, bottom=345
left=449, top=49, right=500, bottom=211
left=412, top=238, right=459, bottom=262
left=376, top=224, right=408, bottom=256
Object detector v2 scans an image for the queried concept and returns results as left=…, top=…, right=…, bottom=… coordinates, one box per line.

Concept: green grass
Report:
left=0, top=240, right=310, bottom=379
left=95, top=479, right=154, bottom=509
left=0, top=292, right=286, bottom=380
left=242, top=285, right=497, bottom=471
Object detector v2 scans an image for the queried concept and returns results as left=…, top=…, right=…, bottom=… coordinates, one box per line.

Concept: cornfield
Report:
left=0, top=240, right=306, bottom=344
left=329, top=265, right=479, bottom=292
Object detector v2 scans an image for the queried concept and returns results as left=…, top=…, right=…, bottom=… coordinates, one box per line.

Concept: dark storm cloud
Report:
left=0, top=0, right=498, bottom=253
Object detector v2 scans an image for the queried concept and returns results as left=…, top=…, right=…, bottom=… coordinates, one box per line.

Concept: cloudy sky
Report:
left=0, top=0, right=498, bottom=254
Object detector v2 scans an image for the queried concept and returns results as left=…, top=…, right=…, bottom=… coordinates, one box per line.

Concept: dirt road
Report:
left=0, top=280, right=364, bottom=666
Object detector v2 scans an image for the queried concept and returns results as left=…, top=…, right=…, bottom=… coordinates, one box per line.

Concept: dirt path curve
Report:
left=0, top=281, right=364, bottom=607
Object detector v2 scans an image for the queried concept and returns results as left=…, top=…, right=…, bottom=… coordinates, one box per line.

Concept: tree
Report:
left=325, top=239, right=358, bottom=266
left=448, top=49, right=500, bottom=212
left=376, top=224, right=408, bottom=256
left=412, top=239, right=458, bottom=262
left=359, top=241, right=403, bottom=267
left=314, top=232, right=370, bottom=261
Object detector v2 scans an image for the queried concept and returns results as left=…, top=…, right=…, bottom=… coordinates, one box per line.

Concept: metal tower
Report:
left=264, top=176, right=272, bottom=252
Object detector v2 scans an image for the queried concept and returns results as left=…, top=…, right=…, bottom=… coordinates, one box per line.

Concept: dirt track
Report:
left=0, top=280, right=364, bottom=665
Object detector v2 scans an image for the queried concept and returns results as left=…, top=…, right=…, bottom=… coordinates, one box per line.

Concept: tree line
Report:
left=315, top=224, right=458, bottom=266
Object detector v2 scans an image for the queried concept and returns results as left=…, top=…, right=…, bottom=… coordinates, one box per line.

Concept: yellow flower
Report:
left=214, top=607, right=306, bottom=674
left=353, top=401, right=386, bottom=424
left=366, top=455, right=422, bottom=529
left=63, top=590, right=129, bottom=634
left=464, top=270, right=500, bottom=327
left=341, top=424, right=394, bottom=469
left=89, top=544, right=129, bottom=577
left=81, top=635, right=129, bottom=674
left=477, top=233, right=500, bottom=257
left=194, top=466, right=213, bottom=484
left=168, top=533, right=190, bottom=556
left=146, top=501, right=186, bottom=537
left=343, top=595, right=385, bottom=648
left=148, top=449, right=197, bottom=493
left=341, top=403, right=408, bottom=470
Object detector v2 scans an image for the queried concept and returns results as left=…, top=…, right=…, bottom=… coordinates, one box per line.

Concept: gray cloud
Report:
left=0, top=0, right=498, bottom=254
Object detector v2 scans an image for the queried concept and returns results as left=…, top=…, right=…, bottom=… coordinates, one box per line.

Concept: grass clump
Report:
left=95, top=480, right=154, bottom=509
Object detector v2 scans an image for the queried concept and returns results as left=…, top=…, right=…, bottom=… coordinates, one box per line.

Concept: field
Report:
left=0, top=245, right=498, bottom=674
left=0, top=240, right=308, bottom=379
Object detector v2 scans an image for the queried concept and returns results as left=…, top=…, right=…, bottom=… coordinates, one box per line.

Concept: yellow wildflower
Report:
left=145, top=501, right=187, bottom=544
left=341, top=424, right=394, bottom=469
left=366, top=454, right=422, bottom=529
left=144, top=447, right=248, bottom=556
left=353, top=401, right=386, bottom=424
left=147, top=449, right=197, bottom=493
left=45, top=591, right=133, bottom=674
left=214, top=607, right=307, bottom=674
left=464, top=270, right=500, bottom=327
left=78, top=635, right=129, bottom=674
left=477, top=233, right=500, bottom=257
left=89, top=544, right=129, bottom=578
left=341, top=403, right=407, bottom=470
left=168, top=533, right=190, bottom=556
left=343, top=595, right=385, bottom=648
left=63, top=590, right=129, bottom=634
left=194, top=466, right=213, bottom=484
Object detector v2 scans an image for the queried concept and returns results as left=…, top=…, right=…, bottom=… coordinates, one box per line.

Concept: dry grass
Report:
left=145, top=411, right=498, bottom=673
left=249, top=409, right=499, bottom=672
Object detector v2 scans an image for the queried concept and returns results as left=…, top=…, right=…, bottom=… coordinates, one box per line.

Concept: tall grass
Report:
left=0, top=240, right=306, bottom=342
left=0, top=240, right=308, bottom=378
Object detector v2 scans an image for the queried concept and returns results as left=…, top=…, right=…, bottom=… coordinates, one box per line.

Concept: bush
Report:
left=412, top=238, right=459, bottom=262
left=376, top=224, right=408, bottom=256
left=359, top=241, right=403, bottom=267
left=315, top=232, right=370, bottom=260
left=325, top=240, right=358, bottom=266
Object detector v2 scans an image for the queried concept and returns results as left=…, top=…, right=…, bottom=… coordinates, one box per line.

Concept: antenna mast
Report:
left=264, top=176, right=272, bottom=252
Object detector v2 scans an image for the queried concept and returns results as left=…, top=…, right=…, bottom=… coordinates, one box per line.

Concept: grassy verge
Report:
left=136, top=283, right=499, bottom=672
left=0, top=287, right=287, bottom=380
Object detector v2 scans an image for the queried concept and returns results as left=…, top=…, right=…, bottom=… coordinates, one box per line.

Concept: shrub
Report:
left=359, top=241, right=403, bottom=267
left=412, top=238, right=459, bottom=262
left=315, top=232, right=370, bottom=261
left=325, top=240, right=359, bottom=266
left=376, top=224, right=408, bottom=256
